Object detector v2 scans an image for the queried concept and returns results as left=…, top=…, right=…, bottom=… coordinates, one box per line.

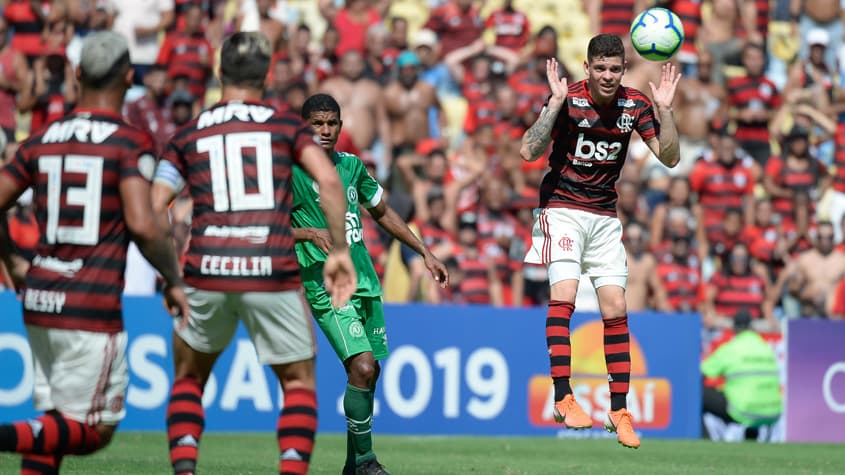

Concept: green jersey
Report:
left=701, top=330, right=782, bottom=426
left=291, top=150, right=384, bottom=297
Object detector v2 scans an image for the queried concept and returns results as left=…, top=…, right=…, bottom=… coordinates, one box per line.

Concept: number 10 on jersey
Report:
left=197, top=132, right=275, bottom=212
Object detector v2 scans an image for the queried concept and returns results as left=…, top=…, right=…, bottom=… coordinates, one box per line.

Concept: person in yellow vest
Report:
left=701, top=310, right=782, bottom=440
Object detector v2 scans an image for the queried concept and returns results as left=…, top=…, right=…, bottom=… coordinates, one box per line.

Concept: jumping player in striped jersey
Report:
left=292, top=93, right=448, bottom=475
left=0, top=31, right=189, bottom=473
left=151, top=33, right=356, bottom=475
left=521, top=34, right=681, bottom=449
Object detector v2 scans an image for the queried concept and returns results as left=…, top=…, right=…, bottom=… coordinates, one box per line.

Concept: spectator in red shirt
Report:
left=424, top=0, right=484, bottom=56
left=702, top=242, right=775, bottom=331
left=763, top=125, right=830, bottom=226
left=0, top=18, right=27, bottom=143
left=320, top=0, right=381, bottom=57
left=741, top=198, right=790, bottom=278
left=3, top=0, right=45, bottom=62
left=689, top=132, right=755, bottom=245
left=484, top=0, right=530, bottom=53
left=124, top=64, right=174, bottom=155
left=453, top=211, right=503, bottom=306
left=727, top=42, right=782, bottom=166
left=657, top=234, right=702, bottom=313
left=155, top=4, right=213, bottom=102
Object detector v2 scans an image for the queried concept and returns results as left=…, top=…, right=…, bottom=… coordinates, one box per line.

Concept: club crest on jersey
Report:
left=346, top=186, right=358, bottom=205
left=616, top=113, right=634, bottom=133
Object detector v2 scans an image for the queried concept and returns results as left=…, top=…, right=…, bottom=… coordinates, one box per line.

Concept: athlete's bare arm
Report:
left=645, top=63, right=682, bottom=168
left=367, top=198, right=449, bottom=287
left=520, top=59, right=567, bottom=162
left=123, top=176, right=190, bottom=320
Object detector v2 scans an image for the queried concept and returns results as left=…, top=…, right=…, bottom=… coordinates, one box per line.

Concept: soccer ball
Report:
left=629, top=7, right=685, bottom=61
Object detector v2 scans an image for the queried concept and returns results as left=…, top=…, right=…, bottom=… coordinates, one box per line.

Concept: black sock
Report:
left=611, top=393, right=627, bottom=411
left=553, top=377, right=572, bottom=401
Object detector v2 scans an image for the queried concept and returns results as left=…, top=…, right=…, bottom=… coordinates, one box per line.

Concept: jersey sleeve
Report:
left=700, top=341, right=731, bottom=378
left=764, top=157, right=782, bottom=184
left=0, top=144, right=34, bottom=189
left=154, top=137, right=187, bottom=193
left=121, top=130, right=158, bottom=182
left=353, top=156, right=384, bottom=208
left=636, top=98, right=659, bottom=142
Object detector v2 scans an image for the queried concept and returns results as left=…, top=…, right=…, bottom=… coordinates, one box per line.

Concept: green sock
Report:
left=344, top=384, right=375, bottom=466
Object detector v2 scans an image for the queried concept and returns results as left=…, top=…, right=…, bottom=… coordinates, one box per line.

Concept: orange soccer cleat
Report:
left=552, top=394, right=593, bottom=429
left=605, top=408, right=641, bottom=449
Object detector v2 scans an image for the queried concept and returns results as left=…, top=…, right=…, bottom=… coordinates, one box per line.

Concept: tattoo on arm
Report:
left=522, top=106, right=560, bottom=160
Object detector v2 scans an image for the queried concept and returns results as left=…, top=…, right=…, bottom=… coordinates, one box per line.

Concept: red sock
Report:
left=603, top=316, right=632, bottom=411
left=8, top=412, right=101, bottom=455
left=547, top=300, right=574, bottom=400
left=167, top=378, right=205, bottom=475
left=278, top=388, right=317, bottom=475
left=21, top=453, right=61, bottom=475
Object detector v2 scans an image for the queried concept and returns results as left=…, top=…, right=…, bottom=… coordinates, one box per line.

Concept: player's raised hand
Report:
left=546, top=58, right=568, bottom=107
left=423, top=252, right=449, bottom=288
left=649, top=62, right=682, bottom=111
left=163, top=284, right=191, bottom=330
left=324, top=249, right=357, bottom=307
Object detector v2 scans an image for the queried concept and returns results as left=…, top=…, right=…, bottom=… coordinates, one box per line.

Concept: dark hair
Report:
left=297, top=23, right=310, bottom=34
left=733, top=309, right=752, bottom=332
left=301, top=93, right=341, bottom=120
left=587, top=34, right=625, bottom=63
left=220, top=32, right=271, bottom=89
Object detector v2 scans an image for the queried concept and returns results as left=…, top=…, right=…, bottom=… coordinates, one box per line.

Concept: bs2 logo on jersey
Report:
left=527, top=321, right=671, bottom=429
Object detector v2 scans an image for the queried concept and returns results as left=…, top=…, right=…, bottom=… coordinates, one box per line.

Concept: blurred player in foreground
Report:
left=0, top=31, right=188, bottom=473
left=521, top=34, right=681, bottom=449
left=293, top=93, right=448, bottom=475
left=151, top=33, right=356, bottom=475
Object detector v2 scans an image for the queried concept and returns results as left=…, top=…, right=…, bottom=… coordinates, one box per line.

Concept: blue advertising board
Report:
left=0, top=292, right=701, bottom=438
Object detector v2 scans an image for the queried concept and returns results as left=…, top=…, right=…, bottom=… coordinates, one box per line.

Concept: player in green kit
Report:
left=291, top=93, right=449, bottom=475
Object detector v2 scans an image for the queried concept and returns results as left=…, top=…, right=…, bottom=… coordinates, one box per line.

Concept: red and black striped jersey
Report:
left=484, top=8, right=531, bottom=51
left=455, top=248, right=492, bottom=304
left=727, top=75, right=781, bottom=143
left=360, top=210, right=386, bottom=280
left=159, top=100, right=317, bottom=292
left=155, top=32, right=214, bottom=100
left=3, top=0, right=44, bottom=58
left=709, top=271, right=765, bottom=319
left=668, top=0, right=702, bottom=61
left=764, top=155, right=826, bottom=219
left=688, top=158, right=754, bottom=237
left=656, top=260, right=700, bottom=312
left=542, top=80, right=659, bottom=216
left=0, top=109, right=157, bottom=333
left=600, top=0, right=636, bottom=36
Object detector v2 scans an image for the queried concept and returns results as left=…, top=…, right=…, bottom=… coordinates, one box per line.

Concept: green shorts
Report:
left=307, top=290, right=389, bottom=362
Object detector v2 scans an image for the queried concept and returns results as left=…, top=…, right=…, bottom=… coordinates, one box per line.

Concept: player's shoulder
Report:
left=335, top=151, right=364, bottom=168
left=617, top=85, right=653, bottom=108
left=568, top=79, right=589, bottom=95
left=26, top=110, right=152, bottom=149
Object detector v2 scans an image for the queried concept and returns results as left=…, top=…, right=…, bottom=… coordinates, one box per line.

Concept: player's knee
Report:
left=95, top=424, right=117, bottom=449
left=347, top=356, right=376, bottom=385
left=602, top=295, right=627, bottom=318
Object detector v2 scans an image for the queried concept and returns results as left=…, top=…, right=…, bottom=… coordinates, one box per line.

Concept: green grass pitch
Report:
left=1, top=432, right=843, bottom=474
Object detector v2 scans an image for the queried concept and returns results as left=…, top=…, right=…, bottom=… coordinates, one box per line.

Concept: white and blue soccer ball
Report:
left=629, top=7, right=685, bottom=61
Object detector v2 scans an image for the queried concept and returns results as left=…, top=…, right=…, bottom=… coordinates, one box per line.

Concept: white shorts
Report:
left=177, top=288, right=316, bottom=365
left=524, top=207, right=628, bottom=288
left=27, top=325, right=128, bottom=425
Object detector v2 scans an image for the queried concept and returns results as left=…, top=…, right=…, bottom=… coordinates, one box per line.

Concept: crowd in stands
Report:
left=1, top=0, right=845, bottom=332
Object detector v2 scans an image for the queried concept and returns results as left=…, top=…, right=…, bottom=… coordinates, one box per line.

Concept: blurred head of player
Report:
left=301, top=93, right=342, bottom=152
left=76, top=30, right=133, bottom=112
left=219, top=32, right=272, bottom=100
left=584, top=34, right=625, bottom=105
